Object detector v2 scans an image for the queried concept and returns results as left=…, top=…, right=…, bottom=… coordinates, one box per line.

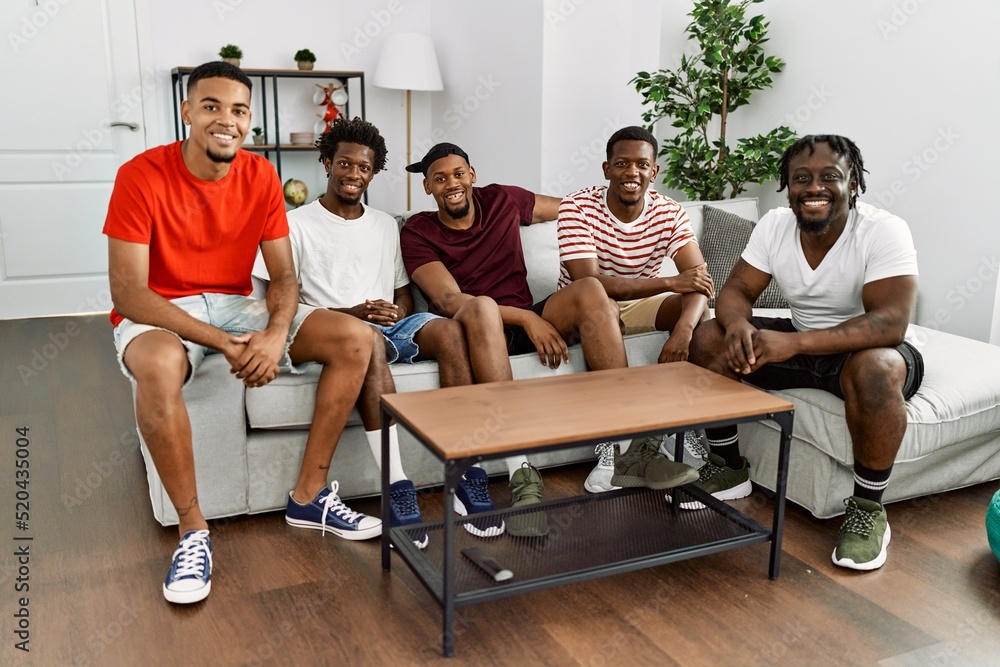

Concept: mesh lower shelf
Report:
left=390, top=486, right=771, bottom=603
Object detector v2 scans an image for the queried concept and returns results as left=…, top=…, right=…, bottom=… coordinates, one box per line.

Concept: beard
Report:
left=206, top=147, right=237, bottom=164
left=443, top=200, right=470, bottom=220
left=795, top=211, right=832, bottom=234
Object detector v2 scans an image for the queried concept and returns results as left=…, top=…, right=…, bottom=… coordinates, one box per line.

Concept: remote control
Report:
left=462, top=547, right=513, bottom=582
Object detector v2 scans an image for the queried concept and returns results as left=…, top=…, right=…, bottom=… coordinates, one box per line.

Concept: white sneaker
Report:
left=660, top=431, right=708, bottom=463
left=584, top=442, right=621, bottom=493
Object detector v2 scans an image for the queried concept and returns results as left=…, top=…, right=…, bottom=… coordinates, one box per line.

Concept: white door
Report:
left=0, top=0, right=147, bottom=319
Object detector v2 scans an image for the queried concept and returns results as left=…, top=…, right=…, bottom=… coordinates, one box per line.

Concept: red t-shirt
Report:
left=102, top=142, right=288, bottom=326
left=401, top=184, right=535, bottom=309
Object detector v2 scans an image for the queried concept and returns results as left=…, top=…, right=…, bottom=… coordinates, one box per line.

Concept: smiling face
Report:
left=323, top=142, right=374, bottom=211
left=786, top=142, right=857, bottom=234
left=603, top=139, right=659, bottom=221
left=180, top=76, right=251, bottom=178
left=423, top=154, right=476, bottom=222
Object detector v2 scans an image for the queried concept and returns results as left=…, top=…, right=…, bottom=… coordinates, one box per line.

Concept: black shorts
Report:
left=744, top=316, right=924, bottom=401
left=502, top=297, right=551, bottom=356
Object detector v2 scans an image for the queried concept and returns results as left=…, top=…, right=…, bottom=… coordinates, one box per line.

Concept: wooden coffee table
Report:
left=379, top=362, right=794, bottom=657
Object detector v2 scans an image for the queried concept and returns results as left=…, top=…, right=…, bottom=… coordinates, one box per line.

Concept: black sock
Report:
left=853, top=462, right=892, bottom=505
left=705, top=425, right=742, bottom=469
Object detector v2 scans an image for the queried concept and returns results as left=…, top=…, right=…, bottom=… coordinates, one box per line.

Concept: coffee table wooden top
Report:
left=381, top=362, right=793, bottom=460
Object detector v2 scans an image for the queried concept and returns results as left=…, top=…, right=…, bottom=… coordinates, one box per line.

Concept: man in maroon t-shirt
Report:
left=400, top=143, right=697, bottom=497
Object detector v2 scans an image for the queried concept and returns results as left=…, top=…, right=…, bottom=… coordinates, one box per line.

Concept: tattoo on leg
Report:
left=176, top=497, right=198, bottom=517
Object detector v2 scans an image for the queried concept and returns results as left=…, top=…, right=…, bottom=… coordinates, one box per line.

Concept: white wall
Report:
left=540, top=0, right=662, bottom=197
left=141, top=0, right=434, bottom=213
left=428, top=0, right=545, bottom=196
left=656, top=0, right=1000, bottom=342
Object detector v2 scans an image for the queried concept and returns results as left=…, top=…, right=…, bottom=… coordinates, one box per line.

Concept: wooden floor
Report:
left=1, top=314, right=999, bottom=667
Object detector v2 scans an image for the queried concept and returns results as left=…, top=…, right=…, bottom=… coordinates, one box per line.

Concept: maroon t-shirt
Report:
left=401, top=184, right=536, bottom=309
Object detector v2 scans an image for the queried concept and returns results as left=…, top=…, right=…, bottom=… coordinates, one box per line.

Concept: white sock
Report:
left=365, top=426, right=407, bottom=484
left=505, top=454, right=529, bottom=477
left=615, top=439, right=631, bottom=454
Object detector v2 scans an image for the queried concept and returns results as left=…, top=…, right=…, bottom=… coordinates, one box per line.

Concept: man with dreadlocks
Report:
left=254, top=117, right=538, bottom=542
left=687, top=134, right=922, bottom=571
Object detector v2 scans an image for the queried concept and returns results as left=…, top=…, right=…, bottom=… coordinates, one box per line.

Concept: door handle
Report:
left=110, top=122, right=140, bottom=132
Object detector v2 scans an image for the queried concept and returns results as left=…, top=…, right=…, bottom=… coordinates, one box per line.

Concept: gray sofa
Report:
left=134, top=197, right=1000, bottom=524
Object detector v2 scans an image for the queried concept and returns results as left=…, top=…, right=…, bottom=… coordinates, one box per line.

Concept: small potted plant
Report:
left=251, top=126, right=264, bottom=146
left=219, top=44, right=243, bottom=67
left=294, top=48, right=316, bottom=71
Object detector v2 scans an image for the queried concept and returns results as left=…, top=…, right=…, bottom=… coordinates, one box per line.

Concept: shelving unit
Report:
left=170, top=67, right=366, bottom=182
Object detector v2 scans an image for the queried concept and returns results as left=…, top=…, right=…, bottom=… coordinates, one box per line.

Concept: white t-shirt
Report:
left=742, top=201, right=918, bottom=332
left=252, top=199, right=408, bottom=308
left=556, top=186, right=695, bottom=289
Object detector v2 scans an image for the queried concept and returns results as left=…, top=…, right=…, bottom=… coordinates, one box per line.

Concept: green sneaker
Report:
left=506, top=464, right=549, bottom=537
left=611, top=437, right=699, bottom=491
left=832, top=496, right=891, bottom=571
left=679, top=453, right=752, bottom=510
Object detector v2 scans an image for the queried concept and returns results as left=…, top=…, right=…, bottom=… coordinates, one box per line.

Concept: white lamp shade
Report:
left=373, top=32, right=443, bottom=92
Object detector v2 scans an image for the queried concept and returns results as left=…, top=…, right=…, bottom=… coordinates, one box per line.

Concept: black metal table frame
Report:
left=380, top=407, right=794, bottom=658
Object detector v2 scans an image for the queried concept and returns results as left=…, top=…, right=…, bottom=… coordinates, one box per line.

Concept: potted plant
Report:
left=251, top=126, right=264, bottom=146
left=219, top=44, right=243, bottom=67
left=294, top=49, right=316, bottom=71
left=631, top=0, right=796, bottom=200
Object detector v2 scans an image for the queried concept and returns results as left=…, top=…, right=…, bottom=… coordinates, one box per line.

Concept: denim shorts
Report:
left=113, top=293, right=318, bottom=387
left=372, top=311, right=443, bottom=363
left=744, top=316, right=924, bottom=400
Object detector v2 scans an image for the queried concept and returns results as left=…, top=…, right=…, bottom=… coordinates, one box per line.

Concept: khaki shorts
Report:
left=617, top=293, right=673, bottom=335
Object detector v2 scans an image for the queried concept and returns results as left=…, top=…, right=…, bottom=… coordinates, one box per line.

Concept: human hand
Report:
left=522, top=313, right=570, bottom=369
left=668, top=265, right=714, bottom=298
left=346, top=299, right=401, bottom=326
left=658, top=328, right=693, bottom=363
left=747, top=329, right=797, bottom=371
left=723, top=320, right=759, bottom=375
left=229, top=328, right=285, bottom=387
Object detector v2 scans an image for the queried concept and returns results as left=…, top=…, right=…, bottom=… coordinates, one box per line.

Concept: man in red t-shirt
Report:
left=104, top=62, right=378, bottom=605
left=400, top=143, right=697, bottom=506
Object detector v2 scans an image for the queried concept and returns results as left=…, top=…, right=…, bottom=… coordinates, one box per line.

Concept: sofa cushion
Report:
left=700, top=206, right=788, bottom=309
left=747, top=323, right=1000, bottom=466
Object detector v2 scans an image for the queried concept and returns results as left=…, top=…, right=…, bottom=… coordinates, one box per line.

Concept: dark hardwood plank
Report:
left=1, top=314, right=999, bottom=667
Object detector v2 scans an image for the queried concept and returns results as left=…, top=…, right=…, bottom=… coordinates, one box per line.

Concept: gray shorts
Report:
left=113, top=293, right=318, bottom=387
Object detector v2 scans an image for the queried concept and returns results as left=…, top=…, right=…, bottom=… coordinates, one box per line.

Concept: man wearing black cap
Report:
left=401, top=143, right=698, bottom=497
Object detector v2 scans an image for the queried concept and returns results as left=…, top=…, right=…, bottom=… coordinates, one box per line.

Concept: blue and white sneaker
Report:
left=286, top=481, right=381, bottom=540
left=454, top=467, right=504, bottom=537
left=389, top=479, right=428, bottom=550
left=163, top=529, right=212, bottom=604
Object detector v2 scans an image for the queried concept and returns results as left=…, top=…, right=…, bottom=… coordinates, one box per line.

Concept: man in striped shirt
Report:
left=558, top=126, right=714, bottom=493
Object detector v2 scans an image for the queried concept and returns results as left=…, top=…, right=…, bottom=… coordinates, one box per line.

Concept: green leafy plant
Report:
left=294, top=48, right=316, bottom=63
left=218, top=44, right=243, bottom=59
left=631, top=0, right=796, bottom=200
left=252, top=126, right=262, bottom=137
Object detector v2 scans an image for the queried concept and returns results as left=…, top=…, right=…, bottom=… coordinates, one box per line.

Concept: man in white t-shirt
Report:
left=254, top=117, right=548, bottom=541
left=558, top=126, right=711, bottom=494
left=688, top=134, right=923, bottom=572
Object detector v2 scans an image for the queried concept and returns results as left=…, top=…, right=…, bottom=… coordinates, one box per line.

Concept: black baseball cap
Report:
left=405, top=143, right=470, bottom=176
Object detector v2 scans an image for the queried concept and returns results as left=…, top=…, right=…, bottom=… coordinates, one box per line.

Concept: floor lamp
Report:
left=373, top=33, right=444, bottom=210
